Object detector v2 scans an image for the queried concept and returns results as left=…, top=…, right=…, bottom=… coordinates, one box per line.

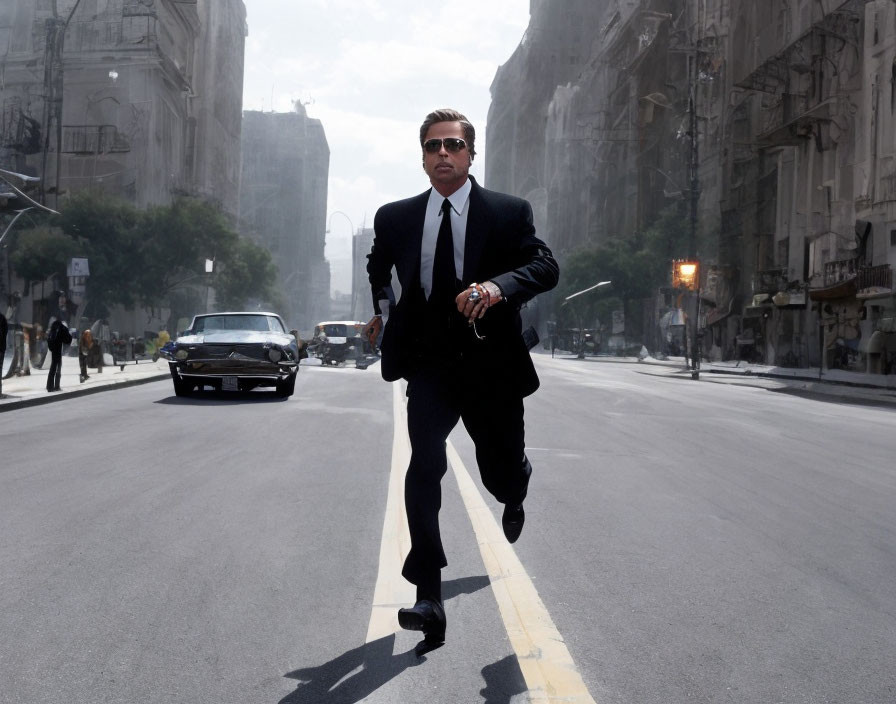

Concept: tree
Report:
left=214, top=237, right=281, bottom=311
left=9, top=225, right=78, bottom=288
left=33, top=191, right=282, bottom=322
left=54, top=190, right=143, bottom=315
left=137, top=197, right=238, bottom=303
left=554, top=202, right=691, bottom=332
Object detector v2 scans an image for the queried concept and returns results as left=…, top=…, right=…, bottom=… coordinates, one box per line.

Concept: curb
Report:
left=0, top=372, right=170, bottom=413
left=701, top=366, right=896, bottom=391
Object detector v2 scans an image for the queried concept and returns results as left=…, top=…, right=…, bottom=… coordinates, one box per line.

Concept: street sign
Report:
left=67, top=258, right=90, bottom=277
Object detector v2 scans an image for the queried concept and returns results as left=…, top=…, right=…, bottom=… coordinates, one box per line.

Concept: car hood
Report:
left=176, top=331, right=295, bottom=346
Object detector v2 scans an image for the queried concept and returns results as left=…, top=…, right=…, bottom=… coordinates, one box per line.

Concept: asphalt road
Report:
left=1, top=355, right=893, bottom=704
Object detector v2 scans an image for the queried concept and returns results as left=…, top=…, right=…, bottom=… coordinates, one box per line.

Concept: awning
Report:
left=772, top=291, right=807, bottom=307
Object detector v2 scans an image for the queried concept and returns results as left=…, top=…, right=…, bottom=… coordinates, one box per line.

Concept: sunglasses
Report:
left=423, top=137, right=467, bottom=154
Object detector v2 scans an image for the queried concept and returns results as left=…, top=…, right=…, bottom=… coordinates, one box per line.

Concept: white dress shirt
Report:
left=420, top=178, right=472, bottom=299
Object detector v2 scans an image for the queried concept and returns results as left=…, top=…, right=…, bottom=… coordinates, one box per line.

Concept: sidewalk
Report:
left=0, top=353, right=171, bottom=412
left=542, top=350, right=896, bottom=407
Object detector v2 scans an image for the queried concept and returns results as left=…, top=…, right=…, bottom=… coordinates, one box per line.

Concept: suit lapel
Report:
left=462, top=180, right=490, bottom=283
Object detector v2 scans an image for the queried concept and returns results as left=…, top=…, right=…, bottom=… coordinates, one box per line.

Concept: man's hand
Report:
left=456, top=281, right=503, bottom=320
left=364, top=315, right=383, bottom=348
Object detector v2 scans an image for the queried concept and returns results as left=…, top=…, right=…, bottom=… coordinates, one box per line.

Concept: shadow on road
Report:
left=443, top=574, right=490, bottom=600
left=280, top=633, right=421, bottom=704
left=280, top=575, right=520, bottom=703
left=480, top=654, right=528, bottom=703
left=154, top=390, right=290, bottom=406
left=769, top=386, right=896, bottom=410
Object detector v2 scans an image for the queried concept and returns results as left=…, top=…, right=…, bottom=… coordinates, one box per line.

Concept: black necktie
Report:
left=430, top=198, right=456, bottom=303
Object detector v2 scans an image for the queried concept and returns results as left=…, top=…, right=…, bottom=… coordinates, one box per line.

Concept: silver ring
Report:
left=468, top=289, right=482, bottom=302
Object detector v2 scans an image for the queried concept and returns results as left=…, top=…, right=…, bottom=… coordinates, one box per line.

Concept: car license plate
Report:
left=222, top=376, right=239, bottom=391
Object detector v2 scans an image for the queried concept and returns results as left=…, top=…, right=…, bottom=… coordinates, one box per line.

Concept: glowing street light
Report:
left=671, top=259, right=701, bottom=379
left=672, top=260, right=699, bottom=291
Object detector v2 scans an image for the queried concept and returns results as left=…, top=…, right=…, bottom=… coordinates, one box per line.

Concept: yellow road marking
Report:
left=365, top=383, right=415, bottom=643
left=366, top=385, right=597, bottom=702
left=448, top=442, right=598, bottom=703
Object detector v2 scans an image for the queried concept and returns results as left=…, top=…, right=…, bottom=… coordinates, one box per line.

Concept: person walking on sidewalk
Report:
left=46, top=319, right=72, bottom=392
left=78, top=328, right=94, bottom=383
left=365, top=108, right=559, bottom=651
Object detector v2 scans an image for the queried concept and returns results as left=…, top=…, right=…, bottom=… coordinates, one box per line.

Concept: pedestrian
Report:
left=365, top=108, right=559, bottom=650
left=0, top=309, right=7, bottom=396
left=78, top=328, right=94, bottom=383
left=46, top=318, right=72, bottom=392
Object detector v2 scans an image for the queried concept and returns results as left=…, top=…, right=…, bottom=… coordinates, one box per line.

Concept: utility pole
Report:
left=40, top=0, right=83, bottom=208
left=687, top=5, right=702, bottom=381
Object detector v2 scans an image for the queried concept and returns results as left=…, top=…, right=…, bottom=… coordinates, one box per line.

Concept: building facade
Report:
left=0, top=0, right=247, bottom=338
left=487, top=0, right=896, bottom=374
left=0, top=0, right=246, bottom=212
left=239, top=105, right=330, bottom=331
left=351, top=226, right=375, bottom=322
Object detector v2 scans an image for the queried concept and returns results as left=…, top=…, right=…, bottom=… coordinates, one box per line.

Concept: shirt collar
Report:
left=429, top=177, right=472, bottom=215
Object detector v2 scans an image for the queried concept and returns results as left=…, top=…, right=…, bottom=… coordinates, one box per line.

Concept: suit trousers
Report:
left=401, top=362, right=532, bottom=591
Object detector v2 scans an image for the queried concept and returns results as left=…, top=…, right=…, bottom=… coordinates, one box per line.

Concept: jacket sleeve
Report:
left=366, top=206, right=397, bottom=315
left=489, top=199, right=559, bottom=308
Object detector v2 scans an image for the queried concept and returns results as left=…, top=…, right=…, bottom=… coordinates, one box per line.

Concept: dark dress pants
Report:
left=47, top=349, right=62, bottom=391
left=401, top=363, right=532, bottom=594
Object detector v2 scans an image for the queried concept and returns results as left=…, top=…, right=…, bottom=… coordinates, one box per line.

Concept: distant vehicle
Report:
left=159, top=312, right=300, bottom=397
left=308, top=320, right=367, bottom=366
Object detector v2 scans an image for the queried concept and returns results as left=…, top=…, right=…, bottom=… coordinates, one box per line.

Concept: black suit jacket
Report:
left=367, top=177, right=559, bottom=396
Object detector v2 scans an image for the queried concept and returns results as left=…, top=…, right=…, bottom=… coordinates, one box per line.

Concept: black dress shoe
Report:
left=502, top=503, right=525, bottom=543
left=397, top=599, right=446, bottom=644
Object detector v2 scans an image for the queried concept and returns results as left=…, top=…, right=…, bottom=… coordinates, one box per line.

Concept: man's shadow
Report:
left=280, top=575, right=525, bottom=704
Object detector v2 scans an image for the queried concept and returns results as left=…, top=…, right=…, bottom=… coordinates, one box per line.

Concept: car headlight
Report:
left=267, top=347, right=283, bottom=363
left=175, top=348, right=189, bottom=361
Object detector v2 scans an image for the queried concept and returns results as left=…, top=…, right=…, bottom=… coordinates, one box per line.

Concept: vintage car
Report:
left=308, top=320, right=368, bottom=366
left=160, top=312, right=300, bottom=397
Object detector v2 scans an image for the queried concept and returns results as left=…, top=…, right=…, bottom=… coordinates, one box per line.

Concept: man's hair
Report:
left=419, top=108, right=476, bottom=160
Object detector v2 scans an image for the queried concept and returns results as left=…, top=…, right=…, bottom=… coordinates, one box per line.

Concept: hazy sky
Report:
left=241, top=0, right=530, bottom=294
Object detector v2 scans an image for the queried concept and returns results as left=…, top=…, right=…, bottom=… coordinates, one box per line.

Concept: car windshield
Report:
left=317, top=323, right=360, bottom=338
left=191, top=315, right=285, bottom=334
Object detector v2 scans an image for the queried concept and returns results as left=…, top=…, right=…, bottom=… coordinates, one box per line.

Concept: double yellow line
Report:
left=365, top=383, right=597, bottom=703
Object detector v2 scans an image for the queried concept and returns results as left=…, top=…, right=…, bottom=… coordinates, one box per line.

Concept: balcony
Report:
left=756, top=95, right=835, bottom=149
left=62, top=125, right=130, bottom=154
left=809, top=257, right=858, bottom=300
left=857, top=264, right=893, bottom=299
left=823, top=258, right=858, bottom=287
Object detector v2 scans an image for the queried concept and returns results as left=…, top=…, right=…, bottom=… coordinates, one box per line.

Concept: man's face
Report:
left=422, top=121, right=470, bottom=193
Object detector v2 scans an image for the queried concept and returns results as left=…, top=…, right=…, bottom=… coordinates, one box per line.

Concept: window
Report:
left=890, top=229, right=896, bottom=247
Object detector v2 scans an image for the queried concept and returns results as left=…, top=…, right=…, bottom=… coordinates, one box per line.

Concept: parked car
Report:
left=159, top=312, right=300, bottom=397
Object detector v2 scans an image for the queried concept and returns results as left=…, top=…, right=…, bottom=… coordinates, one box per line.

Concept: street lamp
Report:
left=673, top=259, right=701, bottom=379
left=204, top=258, right=215, bottom=313
left=561, top=280, right=612, bottom=359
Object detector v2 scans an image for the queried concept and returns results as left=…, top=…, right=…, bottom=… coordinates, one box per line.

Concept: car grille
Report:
left=182, top=360, right=281, bottom=376
left=192, top=344, right=267, bottom=361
